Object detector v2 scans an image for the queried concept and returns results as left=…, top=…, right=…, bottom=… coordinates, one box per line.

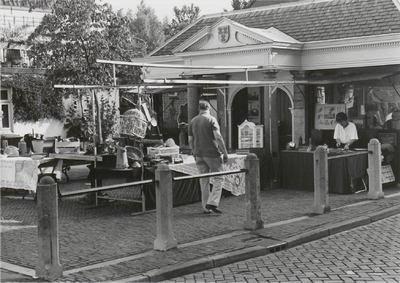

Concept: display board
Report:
left=314, top=104, right=346, bottom=130
left=238, top=120, right=264, bottom=149
left=381, top=165, right=395, bottom=183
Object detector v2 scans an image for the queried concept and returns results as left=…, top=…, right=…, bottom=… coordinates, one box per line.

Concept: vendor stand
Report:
left=281, top=148, right=368, bottom=194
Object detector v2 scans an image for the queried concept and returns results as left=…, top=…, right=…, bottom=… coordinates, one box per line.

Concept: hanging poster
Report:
left=314, top=104, right=346, bottom=130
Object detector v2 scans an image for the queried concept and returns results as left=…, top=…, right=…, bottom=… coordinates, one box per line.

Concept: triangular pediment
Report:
left=172, top=18, right=300, bottom=53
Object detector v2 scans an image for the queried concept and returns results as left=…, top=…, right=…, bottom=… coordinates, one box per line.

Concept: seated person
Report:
left=333, top=112, right=358, bottom=150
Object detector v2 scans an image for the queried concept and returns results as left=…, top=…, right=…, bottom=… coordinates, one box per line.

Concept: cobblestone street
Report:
left=163, top=214, right=400, bottom=283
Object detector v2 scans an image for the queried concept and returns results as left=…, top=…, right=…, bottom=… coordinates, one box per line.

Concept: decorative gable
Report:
left=172, top=17, right=300, bottom=53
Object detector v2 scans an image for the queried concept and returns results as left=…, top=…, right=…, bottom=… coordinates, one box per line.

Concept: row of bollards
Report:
left=313, top=138, right=384, bottom=215
left=35, top=153, right=263, bottom=279
left=35, top=140, right=384, bottom=279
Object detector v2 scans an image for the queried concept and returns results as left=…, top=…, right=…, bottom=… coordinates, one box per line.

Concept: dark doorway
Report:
left=277, top=88, right=292, bottom=150
left=232, top=88, right=248, bottom=149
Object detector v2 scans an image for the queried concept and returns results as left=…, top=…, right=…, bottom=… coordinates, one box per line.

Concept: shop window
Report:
left=316, top=86, right=325, bottom=104
left=365, top=86, right=400, bottom=130
left=247, top=87, right=262, bottom=124
left=1, top=88, right=13, bottom=131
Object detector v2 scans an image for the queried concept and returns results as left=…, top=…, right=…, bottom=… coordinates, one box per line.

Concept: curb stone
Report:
left=328, top=216, right=372, bottom=235
left=145, top=258, right=214, bottom=283
left=210, top=245, right=268, bottom=267
left=284, top=207, right=400, bottom=250
left=284, top=228, right=329, bottom=248
left=120, top=246, right=270, bottom=283
left=368, top=205, right=400, bottom=222
left=108, top=208, right=400, bottom=283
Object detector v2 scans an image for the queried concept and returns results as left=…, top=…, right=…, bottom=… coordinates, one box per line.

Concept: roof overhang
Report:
left=302, top=33, right=400, bottom=70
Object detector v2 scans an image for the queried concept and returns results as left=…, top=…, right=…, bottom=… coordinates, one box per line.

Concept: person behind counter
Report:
left=333, top=112, right=358, bottom=150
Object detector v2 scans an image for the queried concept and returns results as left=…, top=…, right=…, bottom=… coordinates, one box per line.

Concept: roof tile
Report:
left=152, top=0, right=400, bottom=57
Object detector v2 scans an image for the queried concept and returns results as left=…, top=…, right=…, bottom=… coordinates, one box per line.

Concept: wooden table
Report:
left=49, top=153, right=103, bottom=182
left=49, top=153, right=102, bottom=162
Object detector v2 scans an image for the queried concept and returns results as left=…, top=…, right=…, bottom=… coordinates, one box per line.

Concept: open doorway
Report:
left=231, top=88, right=249, bottom=149
left=231, top=87, right=264, bottom=149
left=277, top=88, right=292, bottom=150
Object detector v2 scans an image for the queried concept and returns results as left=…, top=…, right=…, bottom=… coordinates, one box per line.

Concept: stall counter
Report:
left=281, top=149, right=368, bottom=194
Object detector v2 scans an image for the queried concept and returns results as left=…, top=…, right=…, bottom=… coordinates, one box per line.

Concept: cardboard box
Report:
left=55, top=140, right=80, bottom=154
left=147, top=146, right=180, bottom=158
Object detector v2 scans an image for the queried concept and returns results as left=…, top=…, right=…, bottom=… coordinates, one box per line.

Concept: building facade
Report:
left=137, top=0, right=399, bottom=144
left=1, top=1, right=51, bottom=135
left=134, top=0, right=400, bottom=181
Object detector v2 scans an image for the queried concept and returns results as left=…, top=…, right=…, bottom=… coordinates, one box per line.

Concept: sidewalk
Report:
left=1, top=166, right=400, bottom=282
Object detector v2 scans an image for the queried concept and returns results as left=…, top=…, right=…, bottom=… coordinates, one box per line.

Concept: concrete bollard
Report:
left=243, top=153, right=264, bottom=230
left=313, top=146, right=330, bottom=214
left=36, top=179, right=63, bottom=280
left=368, top=139, right=384, bottom=199
left=154, top=164, right=177, bottom=251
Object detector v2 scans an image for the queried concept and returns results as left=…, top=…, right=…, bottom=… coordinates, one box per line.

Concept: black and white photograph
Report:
left=1, top=0, right=400, bottom=282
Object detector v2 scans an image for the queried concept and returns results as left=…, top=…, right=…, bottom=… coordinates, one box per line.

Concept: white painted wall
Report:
left=6, top=88, right=120, bottom=139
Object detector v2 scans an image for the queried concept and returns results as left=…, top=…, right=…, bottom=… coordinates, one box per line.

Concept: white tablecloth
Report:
left=0, top=157, right=62, bottom=192
left=169, top=154, right=246, bottom=196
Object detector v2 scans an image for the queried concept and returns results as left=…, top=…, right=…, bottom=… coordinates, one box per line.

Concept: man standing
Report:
left=334, top=112, right=358, bottom=150
left=189, top=100, right=228, bottom=214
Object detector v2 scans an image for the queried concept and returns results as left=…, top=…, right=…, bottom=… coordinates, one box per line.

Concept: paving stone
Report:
left=1, top=168, right=400, bottom=282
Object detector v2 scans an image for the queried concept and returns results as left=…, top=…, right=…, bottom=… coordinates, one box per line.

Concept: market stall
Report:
left=281, top=149, right=368, bottom=194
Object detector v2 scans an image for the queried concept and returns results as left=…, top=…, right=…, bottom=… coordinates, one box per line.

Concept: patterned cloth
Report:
left=169, top=154, right=246, bottom=196
left=0, top=157, right=62, bottom=192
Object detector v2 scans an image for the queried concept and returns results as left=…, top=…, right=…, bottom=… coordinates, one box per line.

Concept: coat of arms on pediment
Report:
left=218, top=26, right=230, bottom=43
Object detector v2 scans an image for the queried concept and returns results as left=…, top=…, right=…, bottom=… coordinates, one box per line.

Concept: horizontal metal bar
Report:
left=173, top=168, right=247, bottom=182
left=53, top=84, right=117, bottom=89
left=61, top=179, right=153, bottom=197
left=96, top=196, right=143, bottom=203
left=144, top=79, right=307, bottom=85
left=327, top=151, right=369, bottom=160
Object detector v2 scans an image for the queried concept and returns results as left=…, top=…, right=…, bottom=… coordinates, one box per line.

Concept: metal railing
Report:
left=173, top=168, right=247, bottom=181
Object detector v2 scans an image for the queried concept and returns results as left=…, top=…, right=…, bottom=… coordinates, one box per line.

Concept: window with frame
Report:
left=1, top=88, right=13, bottom=131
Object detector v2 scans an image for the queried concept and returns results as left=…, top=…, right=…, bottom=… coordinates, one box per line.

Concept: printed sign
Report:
left=381, top=165, right=395, bottom=183
left=314, top=104, right=346, bottom=130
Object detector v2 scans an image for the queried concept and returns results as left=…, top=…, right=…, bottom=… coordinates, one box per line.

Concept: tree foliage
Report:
left=231, top=0, right=250, bottom=10
left=2, top=74, right=65, bottom=123
left=27, top=0, right=145, bottom=86
left=164, top=4, right=200, bottom=40
left=0, top=23, right=33, bottom=42
left=129, top=0, right=165, bottom=55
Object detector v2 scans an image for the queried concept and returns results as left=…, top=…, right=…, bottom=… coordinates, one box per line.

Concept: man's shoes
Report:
left=204, top=210, right=212, bottom=214
left=211, top=207, right=222, bottom=213
left=205, top=204, right=222, bottom=214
